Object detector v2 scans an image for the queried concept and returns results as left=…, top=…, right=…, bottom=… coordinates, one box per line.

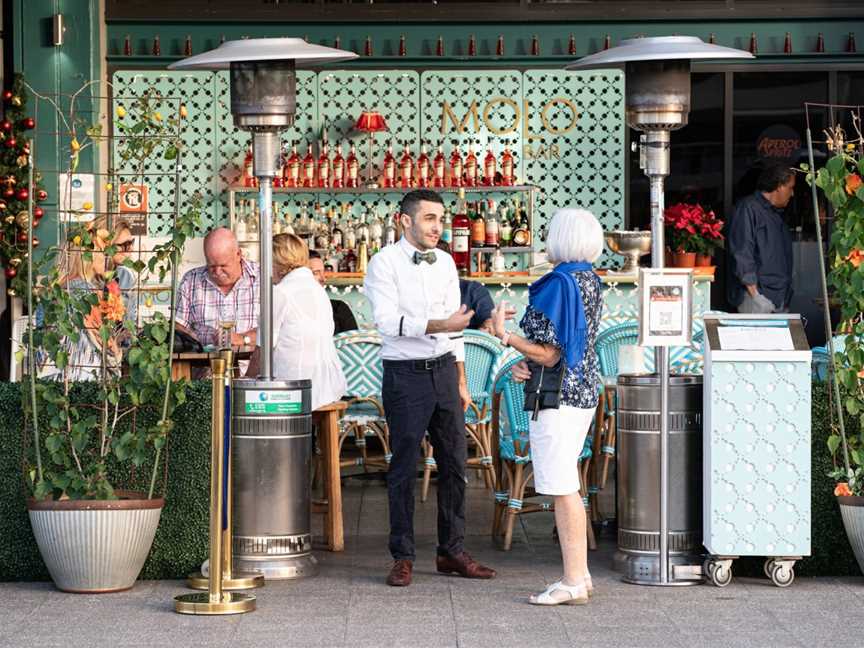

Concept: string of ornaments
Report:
left=0, top=74, right=48, bottom=292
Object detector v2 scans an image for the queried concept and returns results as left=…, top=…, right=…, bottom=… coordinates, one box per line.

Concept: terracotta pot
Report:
left=664, top=248, right=673, bottom=266
left=696, top=254, right=713, bottom=267
left=672, top=251, right=696, bottom=268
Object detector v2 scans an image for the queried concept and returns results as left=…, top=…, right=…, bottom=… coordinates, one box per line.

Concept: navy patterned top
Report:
left=520, top=270, right=602, bottom=409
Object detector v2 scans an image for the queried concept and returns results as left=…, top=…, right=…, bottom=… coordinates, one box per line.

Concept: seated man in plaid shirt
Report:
left=175, top=227, right=260, bottom=352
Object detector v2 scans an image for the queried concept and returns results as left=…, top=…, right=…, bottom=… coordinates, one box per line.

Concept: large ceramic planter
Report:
left=672, top=251, right=696, bottom=268
left=838, top=495, right=864, bottom=574
left=27, top=491, right=163, bottom=593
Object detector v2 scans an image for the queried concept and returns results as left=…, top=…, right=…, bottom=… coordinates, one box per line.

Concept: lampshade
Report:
left=354, top=111, right=388, bottom=133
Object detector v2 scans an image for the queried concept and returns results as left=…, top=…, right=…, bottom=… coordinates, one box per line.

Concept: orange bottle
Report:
left=449, top=147, right=463, bottom=188
left=382, top=142, right=396, bottom=188
left=464, top=144, right=478, bottom=187
left=399, top=145, right=414, bottom=189
left=346, top=143, right=360, bottom=188
left=283, top=143, right=300, bottom=188
left=317, top=141, right=331, bottom=188
left=433, top=146, right=446, bottom=188
left=243, top=144, right=257, bottom=188
left=332, top=143, right=345, bottom=188
left=416, top=144, right=430, bottom=188
left=500, top=146, right=514, bottom=186
left=482, top=146, right=496, bottom=186
left=302, top=143, right=316, bottom=188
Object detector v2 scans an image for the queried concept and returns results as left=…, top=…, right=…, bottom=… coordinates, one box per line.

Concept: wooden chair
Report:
left=421, top=330, right=503, bottom=502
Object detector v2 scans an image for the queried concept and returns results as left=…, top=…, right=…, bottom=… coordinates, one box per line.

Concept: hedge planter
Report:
left=838, top=495, right=864, bottom=575
left=27, top=491, right=163, bottom=593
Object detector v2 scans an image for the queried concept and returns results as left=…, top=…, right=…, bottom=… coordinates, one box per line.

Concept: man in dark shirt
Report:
left=726, top=163, right=796, bottom=313
left=308, top=250, right=358, bottom=334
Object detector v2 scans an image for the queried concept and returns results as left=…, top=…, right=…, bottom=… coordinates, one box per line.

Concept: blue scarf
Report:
left=528, top=261, right=596, bottom=374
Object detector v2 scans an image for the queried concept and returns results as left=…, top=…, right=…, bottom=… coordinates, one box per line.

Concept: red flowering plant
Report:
left=663, top=202, right=725, bottom=255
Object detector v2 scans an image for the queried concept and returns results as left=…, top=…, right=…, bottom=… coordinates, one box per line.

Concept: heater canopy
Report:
left=564, top=35, right=753, bottom=69
left=167, top=37, right=358, bottom=70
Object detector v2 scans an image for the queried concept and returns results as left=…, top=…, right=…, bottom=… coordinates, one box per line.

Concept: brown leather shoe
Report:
left=386, top=559, right=413, bottom=586
left=436, top=552, right=496, bottom=579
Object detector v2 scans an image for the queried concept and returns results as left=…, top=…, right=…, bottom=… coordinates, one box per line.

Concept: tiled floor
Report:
left=1, top=476, right=859, bottom=648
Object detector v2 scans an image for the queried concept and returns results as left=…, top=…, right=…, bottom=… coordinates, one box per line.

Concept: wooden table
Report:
left=170, top=347, right=254, bottom=380
left=311, top=400, right=348, bottom=552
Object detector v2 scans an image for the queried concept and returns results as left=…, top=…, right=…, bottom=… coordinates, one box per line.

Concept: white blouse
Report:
left=270, top=266, right=347, bottom=411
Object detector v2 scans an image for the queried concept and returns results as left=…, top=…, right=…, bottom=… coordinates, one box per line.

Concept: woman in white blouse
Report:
left=249, top=233, right=346, bottom=410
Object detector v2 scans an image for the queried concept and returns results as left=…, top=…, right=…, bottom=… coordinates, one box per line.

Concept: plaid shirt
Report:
left=175, top=259, right=260, bottom=347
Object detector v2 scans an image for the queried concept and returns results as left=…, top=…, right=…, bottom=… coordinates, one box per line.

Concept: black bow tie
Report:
left=413, top=250, right=437, bottom=265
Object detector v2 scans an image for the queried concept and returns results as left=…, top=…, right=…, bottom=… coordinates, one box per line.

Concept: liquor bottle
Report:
left=185, top=35, right=193, bottom=56
left=468, top=34, right=477, bottom=56
left=399, top=35, right=407, bottom=57
left=332, top=143, right=345, bottom=188
left=603, top=34, right=611, bottom=51
left=512, top=204, right=531, bottom=246
left=302, top=143, right=316, bottom=188
left=242, top=144, right=257, bottom=188
left=485, top=199, right=499, bottom=246
left=482, top=145, right=496, bottom=186
left=273, top=207, right=283, bottom=235
left=345, top=216, right=358, bottom=251
left=451, top=189, right=470, bottom=274
left=441, top=209, right=453, bottom=246
left=330, top=207, right=344, bottom=250
left=152, top=36, right=161, bottom=56
left=816, top=32, right=825, bottom=53
left=531, top=35, right=540, bottom=56
left=470, top=200, right=486, bottom=247
left=283, top=143, right=300, bottom=188
left=382, top=142, right=396, bottom=188
left=369, top=210, right=384, bottom=251
left=358, top=241, right=369, bottom=274
left=315, top=204, right=330, bottom=250
left=358, top=211, right=371, bottom=246
left=784, top=32, right=792, bottom=54
left=297, top=203, right=311, bottom=245
left=416, top=144, right=431, bottom=188
left=491, top=246, right=506, bottom=273
left=496, top=35, right=505, bottom=57
left=568, top=33, right=576, bottom=56
left=341, top=248, right=357, bottom=272
left=848, top=32, right=858, bottom=54
left=436, top=36, right=445, bottom=57
left=499, top=204, right=513, bottom=245
left=365, top=36, right=373, bottom=57
left=449, top=146, right=463, bottom=187
left=399, top=144, right=415, bottom=188
left=708, top=33, right=717, bottom=45
left=500, top=146, right=515, bottom=186
left=433, top=146, right=447, bottom=187
left=282, top=206, right=295, bottom=235
left=246, top=200, right=259, bottom=237
left=464, top=144, right=478, bottom=187
left=385, top=214, right=397, bottom=247
left=317, top=140, right=331, bottom=188
left=325, top=251, right=339, bottom=272
left=346, top=143, right=360, bottom=188
left=123, top=34, right=132, bottom=56
left=234, top=200, right=247, bottom=241
left=334, top=35, right=341, bottom=50
left=749, top=32, right=758, bottom=55
left=272, top=146, right=285, bottom=188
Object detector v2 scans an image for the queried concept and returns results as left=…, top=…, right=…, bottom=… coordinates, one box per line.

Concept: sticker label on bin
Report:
left=244, top=389, right=302, bottom=414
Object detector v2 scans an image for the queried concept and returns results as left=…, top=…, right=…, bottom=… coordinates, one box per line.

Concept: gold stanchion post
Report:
left=175, top=355, right=256, bottom=615
left=187, top=350, right=264, bottom=591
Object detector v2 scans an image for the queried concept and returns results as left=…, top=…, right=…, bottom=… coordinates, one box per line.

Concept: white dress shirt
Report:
left=364, top=237, right=465, bottom=362
left=268, top=266, right=348, bottom=411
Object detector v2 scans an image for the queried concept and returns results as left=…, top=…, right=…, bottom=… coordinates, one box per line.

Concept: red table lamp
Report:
left=354, top=110, right=388, bottom=187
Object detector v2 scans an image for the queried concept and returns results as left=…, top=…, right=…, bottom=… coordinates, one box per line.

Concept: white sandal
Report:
left=528, top=580, right=589, bottom=606
left=585, top=573, right=594, bottom=597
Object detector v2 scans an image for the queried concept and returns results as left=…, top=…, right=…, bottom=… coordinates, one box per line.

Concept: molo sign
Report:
left=756, top=124, right=801, bottom=161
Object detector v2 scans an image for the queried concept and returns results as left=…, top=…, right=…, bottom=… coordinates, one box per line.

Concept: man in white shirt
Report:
left=365, top=189, right=497, bottom=587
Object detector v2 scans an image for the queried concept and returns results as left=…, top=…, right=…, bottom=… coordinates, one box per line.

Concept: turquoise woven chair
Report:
left=333, top=330, right=391, bottom=473
left=421, top=330, right=503, bottom=502
left=595, top=321, right=639, bottom=380
left=490, top=354, right=596, bottom=551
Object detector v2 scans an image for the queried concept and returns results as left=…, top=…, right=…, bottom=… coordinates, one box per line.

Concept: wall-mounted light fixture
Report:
left=52, top=14, right=64, bottom=47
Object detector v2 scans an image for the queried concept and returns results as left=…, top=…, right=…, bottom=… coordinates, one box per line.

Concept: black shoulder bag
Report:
left=522, top=359, right=565, bottom=421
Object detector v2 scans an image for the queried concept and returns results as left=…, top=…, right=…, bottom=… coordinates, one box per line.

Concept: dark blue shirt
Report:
left=459, top=280, right=495, bottom=330
left=726, top=192, right=794, bottom=309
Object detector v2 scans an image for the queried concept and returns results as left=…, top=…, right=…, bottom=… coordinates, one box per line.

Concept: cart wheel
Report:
left=710, top=563, right=732, bottom=587
left=763, top=559, right=775, bottom=579
left=770, top=563, right=795, bottom=588
left=703, top=558, right=715, bottom=578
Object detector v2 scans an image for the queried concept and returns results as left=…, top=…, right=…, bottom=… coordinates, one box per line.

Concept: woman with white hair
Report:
left=489, top=207, right=604, bottom=606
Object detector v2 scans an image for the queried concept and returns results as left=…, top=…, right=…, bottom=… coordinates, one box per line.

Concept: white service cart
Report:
left=702, top=314, right=812, bottom=587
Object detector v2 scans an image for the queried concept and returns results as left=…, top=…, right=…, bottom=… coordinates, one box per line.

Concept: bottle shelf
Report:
left=469, top=246, right=531, bottom=253
left=228, top=185, right=537, bottom=195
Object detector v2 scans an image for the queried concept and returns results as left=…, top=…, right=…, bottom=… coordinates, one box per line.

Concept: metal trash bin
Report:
left=614, top=374, right=703, bottom=584
left=231, top=378, right=317, bottom=580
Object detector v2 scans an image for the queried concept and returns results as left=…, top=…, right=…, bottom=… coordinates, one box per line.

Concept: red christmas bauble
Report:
left=4, top=267, right=16, bottom=279
left=21, top=118, right=35, bottom=130
left=3, top=188, right=14, bottom=199
left=33, top=206, right=43, bottom=218
left=36, top=189, right=47, bottom=202
left=4, top=138, right=16, bottom=148
left=16, top=188, right=28, bottom=201
left=2, top=91, right=12, bottom=102
left=16, top=232, right=27, bottom=243
left=1, top=120, right=12, bottom=132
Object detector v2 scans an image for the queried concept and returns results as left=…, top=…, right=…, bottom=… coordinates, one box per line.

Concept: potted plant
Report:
left=663, top=202, right=724, bottom=268
left=18, top=83, right=198, bottom=592
left=810, top=127, right=864, bottom=573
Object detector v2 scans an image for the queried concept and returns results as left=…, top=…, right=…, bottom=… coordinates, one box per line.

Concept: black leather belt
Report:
left=383, top=353, right=454, bottom=371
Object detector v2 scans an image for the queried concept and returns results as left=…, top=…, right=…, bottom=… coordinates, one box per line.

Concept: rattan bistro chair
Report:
left=333, top=330, right=391, bottom=474
left=421, top=330, right=502, bottom=502
left=490, top=355, right=596, bottom=551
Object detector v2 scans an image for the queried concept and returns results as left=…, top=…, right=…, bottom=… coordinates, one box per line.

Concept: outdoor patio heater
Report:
left=567, top=36, right=752, bottom=586
left=169, top=39, right=357, bottom=580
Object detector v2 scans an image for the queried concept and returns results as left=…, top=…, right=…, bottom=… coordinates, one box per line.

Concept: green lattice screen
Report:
left=111, top=67, right=624, bottom=262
